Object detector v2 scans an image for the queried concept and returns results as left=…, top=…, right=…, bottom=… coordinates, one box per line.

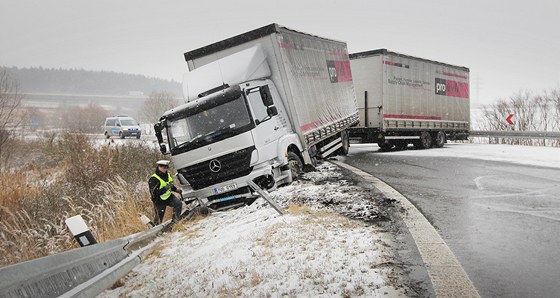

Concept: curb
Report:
left=331, top=160, right=480, bottom=298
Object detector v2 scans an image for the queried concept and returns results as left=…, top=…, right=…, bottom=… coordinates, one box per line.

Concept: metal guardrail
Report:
left=470, top=130, right=560, bottom=139
left=0, top=224, right=165, bottom=298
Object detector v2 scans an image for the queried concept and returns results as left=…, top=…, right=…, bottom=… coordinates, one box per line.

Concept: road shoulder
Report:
left=331, top=160, right=480, bottom=298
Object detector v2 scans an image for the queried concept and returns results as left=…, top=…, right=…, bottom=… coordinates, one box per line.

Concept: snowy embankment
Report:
left=100, top=163, right=412, bottom=297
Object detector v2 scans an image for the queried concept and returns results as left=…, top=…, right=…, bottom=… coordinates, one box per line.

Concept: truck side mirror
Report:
left=159, top=144, right=168, bottom=155
left=154, top=122, right=162, bottom=132
left=260, top=85, right=273, bottom=106
left=267, top=106, right=278, bottom=117
left=154, top=122, right=165, bottom=144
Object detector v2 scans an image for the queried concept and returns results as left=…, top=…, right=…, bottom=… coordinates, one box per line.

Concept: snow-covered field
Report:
left=100, top=163, right=414, bottom=297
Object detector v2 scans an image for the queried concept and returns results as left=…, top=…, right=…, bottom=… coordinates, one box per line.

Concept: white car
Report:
left=103, top=116, right=141, bottom=139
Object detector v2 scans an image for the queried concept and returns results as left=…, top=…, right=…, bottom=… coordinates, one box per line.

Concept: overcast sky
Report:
left=1, top=0, right=559, bottom=107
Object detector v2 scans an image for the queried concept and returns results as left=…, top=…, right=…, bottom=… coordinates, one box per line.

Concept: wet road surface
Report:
left=340, top=145, right=560, bottom=297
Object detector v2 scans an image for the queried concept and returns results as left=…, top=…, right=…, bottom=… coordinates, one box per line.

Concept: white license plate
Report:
left=213, top=183, right=238, bottom=194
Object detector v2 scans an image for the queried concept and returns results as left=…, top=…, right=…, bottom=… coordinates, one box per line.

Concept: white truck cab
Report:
left=155, top=24, right=358, bottom=210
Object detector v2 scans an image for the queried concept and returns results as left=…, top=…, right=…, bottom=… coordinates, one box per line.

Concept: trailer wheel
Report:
left=414, top=131, right=432, bottom=149
left=394, top=140, right=408, bottom=151
left=378, top=141, right=393, bottom=151
left=336, top=131, right=350, bottom=156
left=433, top=131, right=446, bottom=148
left=287, top=152, right=303, bottom=181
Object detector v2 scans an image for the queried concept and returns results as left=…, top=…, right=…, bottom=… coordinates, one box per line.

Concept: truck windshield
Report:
left=167, top=95, right=253, bottom=151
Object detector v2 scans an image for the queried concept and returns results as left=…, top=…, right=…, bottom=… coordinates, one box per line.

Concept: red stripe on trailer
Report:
left=384, top=114, right=442, bottom=120
left=442, top=72, right=468, bottom=79
left=279, top=42, right=294, bottom=49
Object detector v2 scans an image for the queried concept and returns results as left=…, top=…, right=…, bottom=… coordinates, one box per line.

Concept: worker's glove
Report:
left=176, top=189, right=183, bottom=194
left=162, top=185, right=172, bottom=191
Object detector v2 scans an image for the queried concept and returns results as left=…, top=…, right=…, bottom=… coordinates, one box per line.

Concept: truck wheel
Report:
left=414, top=131, right=432, bottom=149
left=104, top=132, right=110, bottom=139
left=378, top=141, right=393, bottom=151
left=119, top=132, right=125, bottom=139
left=336, top=131, right=350, bottom=156
left=433, top=131, right=445, bottom=148
left=136, top=134, right=141, bottom=139
left=394, top=140, right=408, bottom=151
left=287, top=152, right=303, bottom=181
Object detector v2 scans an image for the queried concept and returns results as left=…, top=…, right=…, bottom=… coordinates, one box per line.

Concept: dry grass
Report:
left=285, top=203, right=313, bottom=215
left=0, top=132, right=163, bottom=267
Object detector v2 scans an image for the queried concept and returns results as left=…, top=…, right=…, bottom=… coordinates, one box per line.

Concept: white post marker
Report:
left=139, top=214, right=155, bottom=228
left=65, top=215, right=97, bottom=247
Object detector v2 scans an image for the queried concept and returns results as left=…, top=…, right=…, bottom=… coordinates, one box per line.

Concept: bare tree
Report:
left=0, top=70, right=24, bottom=166
left=61, top=103, right=110, bottom=133
left=138, top=91, right=180, bottom=131
left=546, top=88, right=560, bottom=146
left=479, top=88, right=560, bottom=146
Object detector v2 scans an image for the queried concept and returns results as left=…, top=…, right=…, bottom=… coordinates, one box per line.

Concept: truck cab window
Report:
left=169, top=119, right=191, bottom=147
left=246, top=89, right=269, bottom=123
left=166, top=94, right=254, bottom=151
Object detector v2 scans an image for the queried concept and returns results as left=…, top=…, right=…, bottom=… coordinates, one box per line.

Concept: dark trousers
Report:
left=152, top=195, right=182, bottom=225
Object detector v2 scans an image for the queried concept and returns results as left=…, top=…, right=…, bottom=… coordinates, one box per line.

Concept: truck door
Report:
left=245, top=85, right=283, bottom=163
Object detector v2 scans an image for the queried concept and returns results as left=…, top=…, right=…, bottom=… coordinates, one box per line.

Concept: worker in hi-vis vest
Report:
left=148, top=160, right=183, bottom=225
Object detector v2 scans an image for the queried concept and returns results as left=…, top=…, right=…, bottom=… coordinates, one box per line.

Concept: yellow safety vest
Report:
left=151, top=172, right=173, bottom=200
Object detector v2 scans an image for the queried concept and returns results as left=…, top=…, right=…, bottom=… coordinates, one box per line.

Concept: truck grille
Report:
left=178, top=146, right=255, bottom=190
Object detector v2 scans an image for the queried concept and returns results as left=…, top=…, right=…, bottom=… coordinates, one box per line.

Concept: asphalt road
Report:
left=339, top=145, right=560, bottom=298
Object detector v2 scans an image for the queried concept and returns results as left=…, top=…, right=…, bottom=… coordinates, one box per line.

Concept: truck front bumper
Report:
left=180, top=164, right=273, bottom=200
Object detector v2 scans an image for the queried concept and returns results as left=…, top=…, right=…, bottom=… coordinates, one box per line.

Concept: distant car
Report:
left=103, top=116, right=141, bottom=139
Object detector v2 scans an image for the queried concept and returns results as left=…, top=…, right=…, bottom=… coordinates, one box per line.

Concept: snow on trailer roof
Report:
left=350, top=48, right=470, bottom=72
left=183, top=23, right=347, bottom=62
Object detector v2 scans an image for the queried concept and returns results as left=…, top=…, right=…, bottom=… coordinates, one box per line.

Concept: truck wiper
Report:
left=173, top=126, right=237, bottom=151
left=199, top=125, right=236, bottom=140
left=172, top=134, right=204, bottom=151
left=215, top=125, right=236, bottom=136
left=188, top=134, right=205, bottom=144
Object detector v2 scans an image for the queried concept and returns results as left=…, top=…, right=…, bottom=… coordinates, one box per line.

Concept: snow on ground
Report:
left=98, top=141, right=557, bottom=297
left=351, top=142, right=560, bottom=169
left=100, top=163, right=412, bottom=297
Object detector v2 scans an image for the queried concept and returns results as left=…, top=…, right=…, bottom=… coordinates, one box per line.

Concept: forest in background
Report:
left=0, top=66, right=182, bottom=96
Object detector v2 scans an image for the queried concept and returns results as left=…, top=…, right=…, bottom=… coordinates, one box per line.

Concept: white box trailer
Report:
left=154, top=24, right=358, bottom=209
left=349, top=49, right=470, bottom=150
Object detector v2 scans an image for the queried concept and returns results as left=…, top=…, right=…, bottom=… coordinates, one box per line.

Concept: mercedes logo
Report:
left=209, top=159, right=221, bottom=173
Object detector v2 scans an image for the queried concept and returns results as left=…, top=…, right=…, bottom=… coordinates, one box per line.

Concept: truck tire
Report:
left=119, top=132, right=125, bottom=139
left=336, top=131, right=350, bottom=156
left=433, top=131, right=445, bottom=148
left=287, top=152, right=303, bottom=181
left=414, top=131, right=432, bottom=149
left=104, top=132, right=110, bottom=139
left=394, top=140, right=408, bottom=151
left=378, top=141, right=393, bottom=151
